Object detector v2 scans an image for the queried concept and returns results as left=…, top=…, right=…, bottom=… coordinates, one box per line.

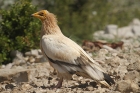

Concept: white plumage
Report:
left=32, top=10, right=115, bottom=88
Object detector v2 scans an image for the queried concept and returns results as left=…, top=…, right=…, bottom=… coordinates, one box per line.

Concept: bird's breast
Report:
left=41, top=37, right=57, bottom=60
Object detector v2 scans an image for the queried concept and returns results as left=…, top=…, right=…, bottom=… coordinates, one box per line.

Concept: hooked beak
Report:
left=31, top=12, right=38, bottom=17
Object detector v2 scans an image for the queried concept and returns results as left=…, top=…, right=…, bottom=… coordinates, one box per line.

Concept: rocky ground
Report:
left=0, top=19, right=140, bottom=93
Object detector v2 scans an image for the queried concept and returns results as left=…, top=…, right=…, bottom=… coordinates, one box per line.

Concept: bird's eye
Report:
left=39, top=12, right=44, bottom=16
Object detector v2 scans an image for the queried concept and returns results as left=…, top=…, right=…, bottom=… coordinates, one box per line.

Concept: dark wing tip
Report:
left=103, top=72, right=115, bottom=86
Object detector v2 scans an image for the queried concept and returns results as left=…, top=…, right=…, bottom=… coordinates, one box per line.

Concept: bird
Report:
left=31, top=10, right=115, bottom=88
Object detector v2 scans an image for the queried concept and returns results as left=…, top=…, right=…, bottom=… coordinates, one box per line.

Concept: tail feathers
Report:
left=100, top=80, right=111, bottom=87
left=100, top=72, right=115, bottom=87
left=103, top=72, right=115, bottom=85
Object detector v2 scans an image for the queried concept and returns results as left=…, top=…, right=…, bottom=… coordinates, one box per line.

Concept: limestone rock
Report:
left=131, top=82, right=139, bottom=92
left=105, top=24, right=118, bottom=35
left=0, top=69, right=29, bottom=83
left=31, top=49, right=39, bottom=57
left=86, top=86, right=94, bottom=91
left=94, top=30, right=104, bottom=37
left=127, top=61, right=140, bottom=71
left=124, top=70, right=140, bottom=81
left=117, top=26, right=134, bottom=38
left=11, top=50, right=25, bottom=63
left=116, top=80, right=131, bottom=92
left=5, top=63, right=13, bottom=69
left=29, top=56, right=36, bottom=63
left=132, top=25, right=140, bottom=36
left=116, top=79, right=139, bottom=92
left=10, top=50, right=24, bottom=59
left=130, top=18, right=140, bottom=26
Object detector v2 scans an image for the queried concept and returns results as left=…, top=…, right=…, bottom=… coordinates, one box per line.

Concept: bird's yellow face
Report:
left=32, top=10, right=48, bottom=21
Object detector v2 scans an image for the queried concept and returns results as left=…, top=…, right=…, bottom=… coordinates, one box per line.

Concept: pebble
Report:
left=86, top=86, right=94, bottom=91
left=124, top=70, right=140, bottom=80
left=5, top=63, right=13, bottom=69
left=74, top=82, right=79, bottom=86
left=21, top=83, right=32, bottom=90
left=116, top=80, right=131, bottom=92
left=131, top=82, right=139, bottom=92
left=78, top=76, right=83, bottom=81
left=29, top=56, right=36, bottom=63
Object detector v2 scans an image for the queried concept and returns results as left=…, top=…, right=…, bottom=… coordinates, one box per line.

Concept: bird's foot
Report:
left=52, top=78, right=63, bottom=89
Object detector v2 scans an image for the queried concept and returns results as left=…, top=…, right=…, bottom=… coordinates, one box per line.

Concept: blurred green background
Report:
left=0, top=0, right=140, bottom=64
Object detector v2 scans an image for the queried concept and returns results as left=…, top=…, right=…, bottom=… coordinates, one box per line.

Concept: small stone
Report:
left=37, top=49, right=42, bottom=55
left=127, top=61, right=140, bottom=71
left=12, top=88, right=23, bottom=93
left=55, top=89, right=61, bottom=93
left=21, top=83, right=32, bottom=90
left=72, top=74, right=78, bottom=81
left=1, top=65, right=5, bottom=69
left=29, top=56, right=35, bottom=63
left=34, top=88, right=47, bottom=93
left=69, top=81, right=76, bottom=86
left=117, top=26, right=134, bottom=38
left=73, top=88, right=77, bottom=92
left=119, top=59, right=130, bottom=66
left=31, top=49, right=39, bottom=57
left=74, top=82, right=79, bottom=86
left=106, top=56, right=120, bottom=67
left=131, top=82, right=139, bottom=92
left=101, top=34, right=115, bottom=39
left=115, top=65, right=127, bottom=78
left=34, top=81, right=43, bottom=87
left=24, top=56, right=29, bottom=61
left=102, top=45, right=117, bottom=53
left=5, top=83, right=15, bottom=89
left=78, top=76, right=83, bottom=81
left=130, top=18, right=140, bottom=25
left=124, top=70, right=140, bottom=80
left=35, top=55, right=43, bottom=62
left=47, top=90, right=56, bottom=93
left=41, top=78, right=48, bottom=87
left=97, top=87, right=107, bottom=93
left=36, top=55, right=43, bottom=59
left=84, top=79, right=91, bottom=82
left=40, top=56, right=47, bottom=62
left=98, top=49, right=109, bottom=55
left=5, top=63, right=13, bottom=69
left=81, top=80, right=86, bottom=84
left=0, top=69, right=30, bottom=83
left=94, top=30, right=104, bottom=37
left=116, top=80, right=131, bottom=92
left=112, top=53, right=118, bottom=56
left=12, top=66, right=24, bottom=69
left=1, top=83, right=7, bottom=90
left=105, top=24, right=118, bottom=35
left=12, top=57, right=25, bottom=65
left=10, top=50, right=24, bottom=59
left=25, top=51, right=31, bottom=56
left=132, top=25, right=140, bottom=36
left=86, top=86, right=94, bottom=91
left=12, top=70, right=29, bottom=83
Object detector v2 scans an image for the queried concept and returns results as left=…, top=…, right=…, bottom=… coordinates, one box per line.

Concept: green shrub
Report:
left=0, top=0, right=40, bottom=64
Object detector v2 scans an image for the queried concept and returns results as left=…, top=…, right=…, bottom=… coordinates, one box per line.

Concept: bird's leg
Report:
left=54, top=77, right=63, bottom=88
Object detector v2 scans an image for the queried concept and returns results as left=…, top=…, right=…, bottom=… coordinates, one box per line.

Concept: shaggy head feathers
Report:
left=32, top=10, right=57, bottom=23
